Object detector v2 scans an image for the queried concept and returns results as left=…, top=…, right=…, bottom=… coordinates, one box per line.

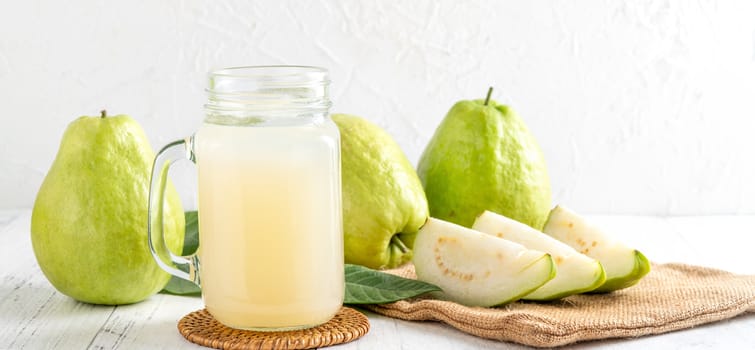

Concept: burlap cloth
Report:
left=365, top=263, right=755, bottom=348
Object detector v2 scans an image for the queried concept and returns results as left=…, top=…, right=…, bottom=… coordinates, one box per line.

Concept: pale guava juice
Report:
left=194, top=120, right=344, bottom=330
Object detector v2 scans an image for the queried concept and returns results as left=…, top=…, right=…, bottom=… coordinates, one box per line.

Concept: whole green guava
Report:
left=31, top=112, right=184, bottom=305
left=332, top=114, right=428, bottom=269
left=417, top=96, right=552, bottom=230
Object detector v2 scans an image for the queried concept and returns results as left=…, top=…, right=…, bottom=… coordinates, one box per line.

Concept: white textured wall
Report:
left=2, top=0, right=754, bottom=215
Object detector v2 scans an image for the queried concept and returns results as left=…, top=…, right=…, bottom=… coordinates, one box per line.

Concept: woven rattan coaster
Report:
left=177, top=307, right=369, bottom=350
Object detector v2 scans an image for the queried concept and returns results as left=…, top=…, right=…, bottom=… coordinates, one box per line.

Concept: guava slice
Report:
left=543, top=205, right=651, bottom=292
left=472, top=211, right=605, bottom=300
left=413, top=217, right=555, bottom=307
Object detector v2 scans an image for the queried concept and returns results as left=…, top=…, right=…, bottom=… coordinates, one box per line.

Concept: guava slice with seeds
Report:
left=473, top=210, right=605, bottom=300
left=543, top=205, right=651, bottom=292
left=412, top=217, right=555, bottom=307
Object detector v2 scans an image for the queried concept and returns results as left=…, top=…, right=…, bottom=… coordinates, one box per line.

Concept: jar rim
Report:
left=209, top=65, right=328, bottom=79
left=204, top=65, right=331, bottom=117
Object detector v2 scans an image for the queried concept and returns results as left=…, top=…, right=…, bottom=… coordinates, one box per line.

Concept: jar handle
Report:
left=147, top=136, right=200, bottom=286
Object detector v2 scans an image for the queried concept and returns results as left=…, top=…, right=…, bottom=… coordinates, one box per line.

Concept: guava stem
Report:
left=100, top=110, right=107, bottom=118
left=391, top=236, right=409, bottom=254
left=484, top=87, right=493, bottom=106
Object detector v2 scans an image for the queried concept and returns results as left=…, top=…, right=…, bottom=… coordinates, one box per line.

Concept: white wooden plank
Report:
left=0, top=212, right=114, bottom=349
left=90, top=293, right=205, bottom=350
left=0, top=262, right=115, bottom=349
left=1, top=211, right=754, bottom=349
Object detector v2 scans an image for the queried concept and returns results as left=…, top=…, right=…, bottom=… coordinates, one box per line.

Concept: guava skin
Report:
left=31, top=114, right=184, bottom=305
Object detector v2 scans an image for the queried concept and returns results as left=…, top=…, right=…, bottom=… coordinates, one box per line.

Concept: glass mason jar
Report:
left=148, top=66, right=344, bottom=331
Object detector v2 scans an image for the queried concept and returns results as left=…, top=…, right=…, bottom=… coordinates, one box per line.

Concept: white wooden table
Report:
left=1, top=210, right=753, bottom=349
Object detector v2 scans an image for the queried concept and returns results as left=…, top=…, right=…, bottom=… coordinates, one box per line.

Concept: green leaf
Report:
left=161, top=276, right=201, bottom=296
left=183, top=211, right=199, bottom=255
left=160, top=258, right=202, bottom=296
left=160, top=211, right=200, bottom=296
left=344, top=264, right=441, bottom=304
